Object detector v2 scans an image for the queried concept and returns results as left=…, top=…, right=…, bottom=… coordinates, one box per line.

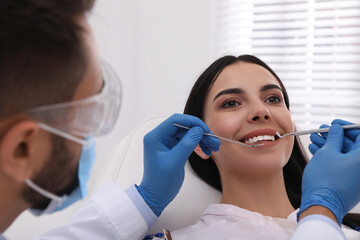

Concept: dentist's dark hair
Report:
left=0, top=0, right=95, bottom=120
left=184, top=54, right=360, bottom=229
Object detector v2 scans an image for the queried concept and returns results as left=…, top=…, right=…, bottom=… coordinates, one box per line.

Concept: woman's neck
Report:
left=220, top=170, right=295, bottom=218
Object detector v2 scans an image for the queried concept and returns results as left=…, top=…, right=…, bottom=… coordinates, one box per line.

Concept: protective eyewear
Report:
left=27, top=60, right=122, bottom=145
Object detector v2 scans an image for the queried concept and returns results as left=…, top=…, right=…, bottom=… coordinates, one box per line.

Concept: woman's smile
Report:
left=237, top=128, right=284, bottom=148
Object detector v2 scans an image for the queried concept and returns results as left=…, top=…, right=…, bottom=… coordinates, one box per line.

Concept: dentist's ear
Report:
left=0, top=121, right=44, bottom=182
left=194, top=144, right=211, bottom=160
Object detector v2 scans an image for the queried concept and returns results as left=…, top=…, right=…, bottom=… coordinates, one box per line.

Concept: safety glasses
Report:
left=27, top=60, right=122, bottom=145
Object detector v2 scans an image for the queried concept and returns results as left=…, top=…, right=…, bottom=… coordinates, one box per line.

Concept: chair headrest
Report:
left=94, top=117, right=222, bottom=232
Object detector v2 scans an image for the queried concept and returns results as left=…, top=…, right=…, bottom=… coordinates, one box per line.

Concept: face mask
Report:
left=25, top=137, right=96, bottom=216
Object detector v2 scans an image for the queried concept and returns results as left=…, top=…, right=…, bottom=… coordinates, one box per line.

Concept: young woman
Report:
left=168, top=55, right=360, bottom=239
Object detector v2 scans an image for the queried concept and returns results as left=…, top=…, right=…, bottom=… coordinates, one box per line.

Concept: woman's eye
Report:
left=223, top=100, right=240, bottom=108
left=265, top=96, right=281, bottom=103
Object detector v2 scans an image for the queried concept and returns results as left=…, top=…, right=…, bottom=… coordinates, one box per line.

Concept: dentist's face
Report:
left=203, top=62, right=294, bottom=177
left=22, top=16, right=102, bottom=210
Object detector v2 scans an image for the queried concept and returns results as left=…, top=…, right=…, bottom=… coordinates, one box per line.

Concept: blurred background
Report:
left=5, top=0, right=360, bottom=238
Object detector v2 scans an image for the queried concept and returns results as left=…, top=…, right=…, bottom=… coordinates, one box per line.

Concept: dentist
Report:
left=0, top=1, right=219, bottom=239
left=0, top=1, right=359, bottom=240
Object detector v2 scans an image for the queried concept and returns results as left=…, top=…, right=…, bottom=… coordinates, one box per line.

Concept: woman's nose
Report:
left=247, top=102, right=271, bottom=123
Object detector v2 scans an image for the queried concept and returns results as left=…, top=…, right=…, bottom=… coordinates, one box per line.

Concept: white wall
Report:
left=4, top=0, right=216, bottom=238
left=89, top=0, right=217, bottom=188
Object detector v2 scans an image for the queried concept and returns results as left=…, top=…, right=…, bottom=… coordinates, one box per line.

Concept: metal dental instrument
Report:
left=173, top=123, right=264, bottom=148
left=276, top=124, right=360, bottom=138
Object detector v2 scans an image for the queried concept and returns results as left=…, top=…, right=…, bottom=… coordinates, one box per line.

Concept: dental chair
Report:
left=93, top=117, right=222, bottom=233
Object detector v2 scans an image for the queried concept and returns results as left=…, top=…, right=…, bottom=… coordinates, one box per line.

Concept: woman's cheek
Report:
left=214, top=113, right=244, bottom=138
left=272, top=108, right=294, bottom=133
left=275, top=109, right=295, bottom=165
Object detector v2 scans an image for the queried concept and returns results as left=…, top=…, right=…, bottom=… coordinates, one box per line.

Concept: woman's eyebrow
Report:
left=213, top=88, right=244, bottom=102
left=260, top=84, right=282, bottom=92
left=213, top=84, right=282, bottom=102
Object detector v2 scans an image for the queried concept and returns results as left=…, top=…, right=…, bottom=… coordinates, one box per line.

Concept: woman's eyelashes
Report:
left=265, top=95, right=282, bottom=103
left=222, top=99, right=241, bottom=108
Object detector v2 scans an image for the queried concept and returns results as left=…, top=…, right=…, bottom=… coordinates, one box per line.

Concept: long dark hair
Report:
left=184, top=54, right=360, bottom=229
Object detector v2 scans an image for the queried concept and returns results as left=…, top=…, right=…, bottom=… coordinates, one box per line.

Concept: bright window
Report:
left=216, top=0, right=360, bottom=129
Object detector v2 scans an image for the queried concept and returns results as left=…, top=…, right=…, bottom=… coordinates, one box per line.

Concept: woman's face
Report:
left=201, top=61, right=294, bottom=177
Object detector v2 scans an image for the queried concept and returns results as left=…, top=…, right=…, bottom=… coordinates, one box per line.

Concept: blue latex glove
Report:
left=299, top=123, right=360, bottom=224
left=309, top=119, right=359, bottom=154
left=137, top=113, right=221, bottom=216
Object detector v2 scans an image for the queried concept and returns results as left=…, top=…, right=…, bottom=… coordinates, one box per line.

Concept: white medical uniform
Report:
left=292, top=214, right=360, bottom=240
left=34, top=182, right=158, bottom=240
left=1, top=182, right=358, bottom=240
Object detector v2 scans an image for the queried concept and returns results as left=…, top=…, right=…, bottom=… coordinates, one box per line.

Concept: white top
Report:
left=170, top=204, right=360, bottom=240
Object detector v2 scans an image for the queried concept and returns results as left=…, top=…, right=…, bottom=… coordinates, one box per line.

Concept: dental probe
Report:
left=276, top=124, right=360, bottom=138
left=173, top=123, right=264, bottom=148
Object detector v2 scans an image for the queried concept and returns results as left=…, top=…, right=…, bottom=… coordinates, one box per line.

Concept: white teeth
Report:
left=244, top=135, right=275, bottom=144
left=263, top=135, right=274, bottom=141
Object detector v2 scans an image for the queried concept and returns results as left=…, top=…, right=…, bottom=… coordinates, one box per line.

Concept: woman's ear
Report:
left=194, top=144, right=211, bottom=159
left=0, top=121, right=41, bottom=182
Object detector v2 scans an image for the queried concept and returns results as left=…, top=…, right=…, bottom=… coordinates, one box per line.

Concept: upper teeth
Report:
left=244, top=135, right=275, bottom=144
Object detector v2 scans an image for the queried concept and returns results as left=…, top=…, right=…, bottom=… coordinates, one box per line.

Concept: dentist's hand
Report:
left=309, top=119, right=359, bottom=154
left=137, top=113, right=220, bottom=216
left=299, top=123, right=360, bottom=224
